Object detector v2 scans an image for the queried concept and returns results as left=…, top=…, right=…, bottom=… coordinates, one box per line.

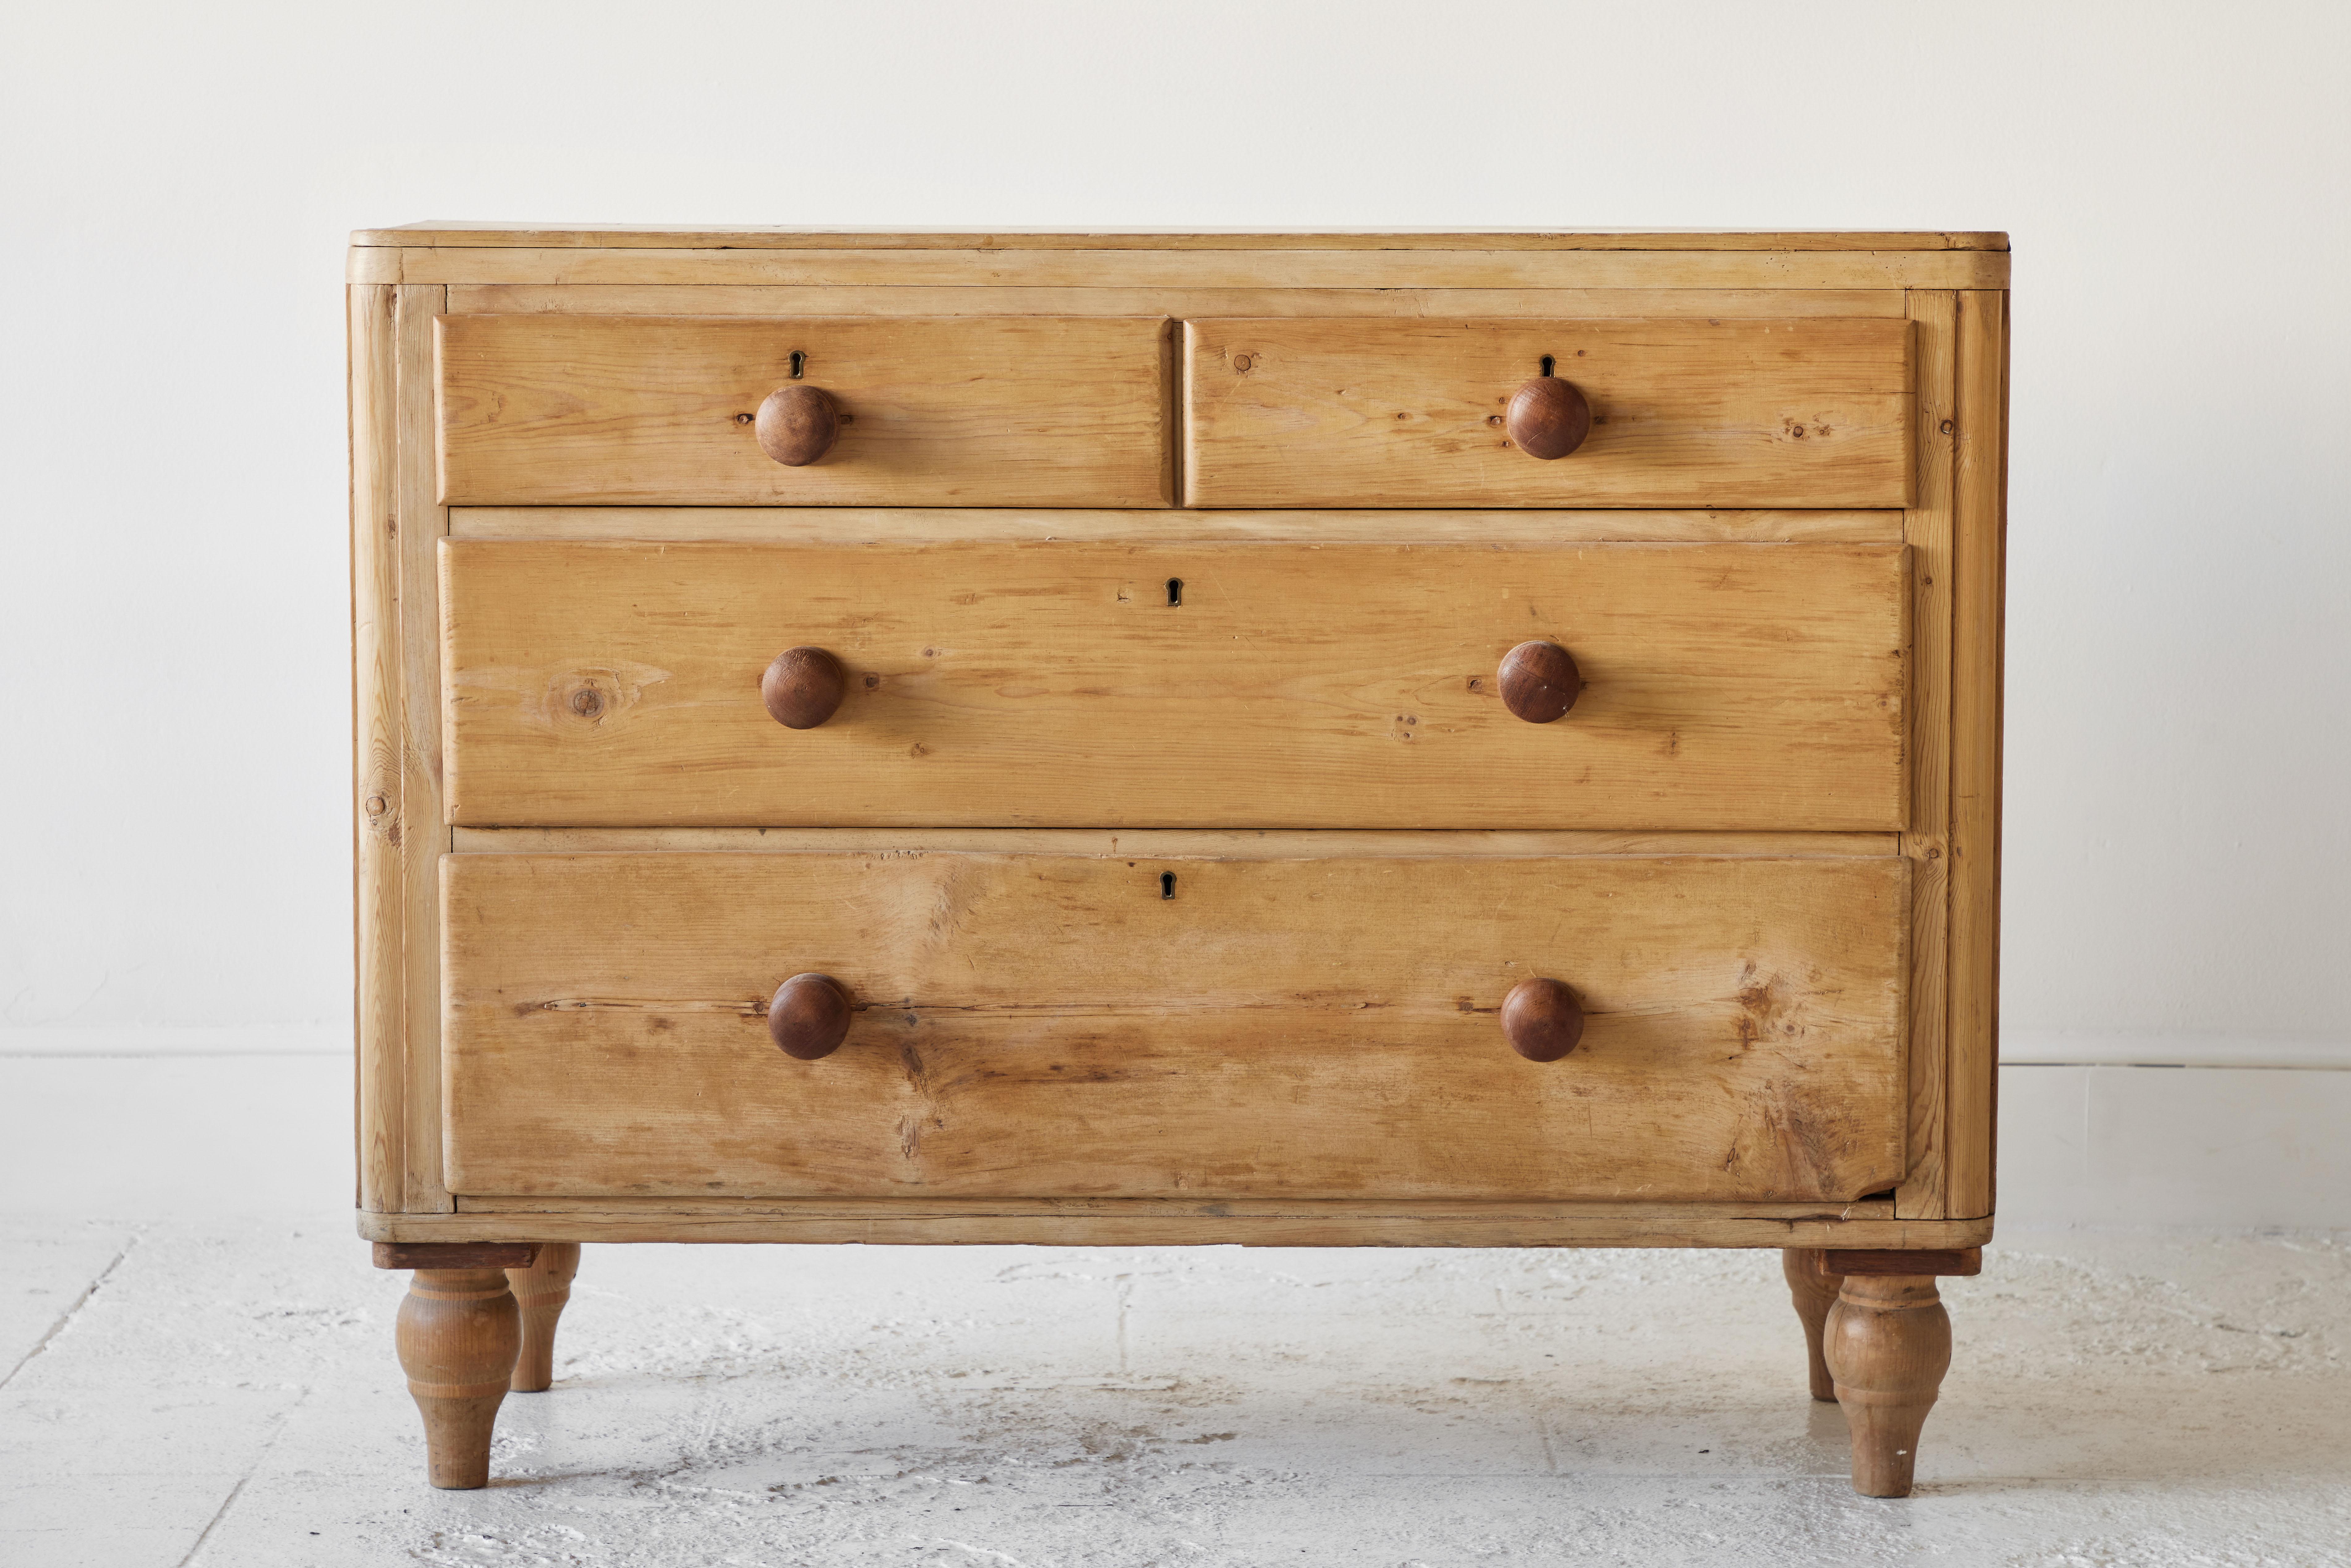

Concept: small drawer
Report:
left=441, top=848, right=1907, bottom=1202
left=1183, top=317, right=1913, bottom=508
left=439, top=538, right=1908, bottom=832
left=435, top=314, right=1173, bottom=507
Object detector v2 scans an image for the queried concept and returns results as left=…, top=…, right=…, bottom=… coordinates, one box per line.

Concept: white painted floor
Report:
left=5, top=1218, right=2348, bottom=1567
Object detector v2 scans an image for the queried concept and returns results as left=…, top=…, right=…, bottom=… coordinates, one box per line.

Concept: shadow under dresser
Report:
left=349, top=226, right=2008, bottom=1497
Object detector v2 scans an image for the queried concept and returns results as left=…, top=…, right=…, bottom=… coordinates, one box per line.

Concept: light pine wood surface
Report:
left=353, top=231, right=2008, bottom=1503
left=1184, top=317, right=1913, bottom=509
left=366, top=1203, right=1990, bottom=1251
left=360, top=227, right=2010, bottom=251
left=435, top=314, right=1172, bottom=508
left=1824, top=1272, right=1953, bottom=1497
left=444, top=284, right=1913, bottom=321
left=396, top=284, right=454, bottom=1214
left=438, top=849, right=1908, bottom=1203
left=450, top=827, right=1900, bottom=858
left=1947, top=291, right=2009, bottom=1219
left=353, top=246, right=2010, bottom=292
left=394, top=1268, right=519, bottom=1489
left=448, top=506, right=1904, bottom=546
left=350, top=231, right=2003, bottom=1259
left=1895, top=291, right=1957, bottom=1220
left=351, top=283, right=404, bottom=1213
left=503, top=1242, right=579, bottom=1393
left=439, top=539, right=1908, bottom=831
left=1782, top=1246, right=1845, bottom=1400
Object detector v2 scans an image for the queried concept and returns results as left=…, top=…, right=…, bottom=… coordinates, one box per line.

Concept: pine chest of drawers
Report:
left=350, top=227, right=2008, bottom=1497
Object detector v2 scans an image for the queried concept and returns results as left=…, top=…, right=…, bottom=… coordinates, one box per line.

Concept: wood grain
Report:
left=1783, top=1247, right=1843, bottom=1399
left=1505, top=376, right=1592, bottom=459
left=1895, top=291, right=1957, bottom=1221
left=505, top=1242, right=579, bottom=1393
left=1825, top=1274, right=1951, bottom=1497
left=1821, top=1246, right=1981, bottom=1277
left=395, top=1268, right=518, bottom=1489
left=1497, top=640, right=1582, bottom=724
left=373, top=1241, right=539, bottom=1269
left=368, top=1201, right=1991, bottom=1251
left=440, top=540, right=1909, bottom=831
left=453, top=827, right=1903, bottom=858
left=1501, top=976, right=1585, bottom=1061
left=435, top=314, right=1170, bottom=507
left=351, top=283, right=404, bottom=1212
left=1948, top=292, right=2008, bottom=1219
left=351, top=232, right=2004, bottom=1260
left=362, top=227, right=2010, bottom=252
left=444, top=285, right=1914, bottom=322
left=398, top=285, right=454, bottom=1213
left=1183, top=318, right=1913, bottom=508
left=369, top=247, right=2010, bottom=291
left=448, top=506, right=1905, bottom=546
left=752, top=384, right=839, bottom=467
left=439, top=850, right=1908, bottom=1203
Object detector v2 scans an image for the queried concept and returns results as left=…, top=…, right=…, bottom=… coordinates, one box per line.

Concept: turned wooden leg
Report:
left=1823, top=1273, right=1952, bottom=1498
left=396, top=1268, right=522, bottom=1489
left=1782, top=1248, right=1843, bottom=1401
left=506, top=1242, right=581, bottom=1393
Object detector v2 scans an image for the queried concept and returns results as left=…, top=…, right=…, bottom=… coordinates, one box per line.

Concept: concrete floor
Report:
left=5, top=1224, right=2349, bottom=1566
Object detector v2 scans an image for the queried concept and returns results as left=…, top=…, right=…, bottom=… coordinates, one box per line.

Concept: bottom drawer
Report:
left=441, top=847, right=1907, bottom=1203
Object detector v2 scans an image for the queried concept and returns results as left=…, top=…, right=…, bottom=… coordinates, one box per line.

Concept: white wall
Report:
left=2, top=2, right=2346, bottom=1215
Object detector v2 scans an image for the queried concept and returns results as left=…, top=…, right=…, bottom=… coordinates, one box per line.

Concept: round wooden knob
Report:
left=769, top=973, right=853, bottom=1060
left=1497, top=640, right=1581, bottom=723
left=1506, top=376, right=1591, bottom=460
left=1502, top=976, right=1584, bottom=1063
left=755, top=384, right=839, bottom=467
left=761, top=646, right=846, bottom=729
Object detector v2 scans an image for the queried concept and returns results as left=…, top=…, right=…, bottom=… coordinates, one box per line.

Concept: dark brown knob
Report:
left=1502, top=977, right=1584, bottom=1062
left=769, top=973, right=853, bottom=1060
left=1498, top=640, right=1581, bottom=723
left=1506, top=376, right=1591, bottom=460
left=755, top=384, right=839, bottom=467
left=761, top=646, right=846, bottom=729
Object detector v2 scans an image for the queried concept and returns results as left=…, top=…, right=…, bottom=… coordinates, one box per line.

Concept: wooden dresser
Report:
left=349, top=227, right=2007, bottom=1498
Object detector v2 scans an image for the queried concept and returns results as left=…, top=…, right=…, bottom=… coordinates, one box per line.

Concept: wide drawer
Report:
left=441, top=848, right=1908, bottom=1201
left=435, top=315, right=1173, bottom=506
left=1183, top=317, right=1913, bottom=508
left=440, top=539, right=1908, bottom=831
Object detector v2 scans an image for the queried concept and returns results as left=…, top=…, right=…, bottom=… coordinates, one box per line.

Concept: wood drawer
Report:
left=435, top=315, right=1173, bottom=506
left=1182, top=317, right=1913, bottom=508
left=440, top=539, right=1907, bottom=831
left=441, top=847, right=1908, bottom=1201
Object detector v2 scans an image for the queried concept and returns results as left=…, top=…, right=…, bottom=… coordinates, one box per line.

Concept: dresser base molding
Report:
left=358, top=1205, right=1991, bottom=1250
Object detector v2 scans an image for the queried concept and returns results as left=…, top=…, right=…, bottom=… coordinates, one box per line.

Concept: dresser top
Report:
left=351, top=225, right=2008, bottom=252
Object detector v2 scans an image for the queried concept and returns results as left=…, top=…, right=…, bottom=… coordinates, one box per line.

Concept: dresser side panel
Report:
left=351, top=282, right=405, bottom=1212
left=1947, top=291, right=2008, bottom=1220
left=1894, top=291, right=1958, bottom=1220
left=397, top=283, right=455, bottom=1212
